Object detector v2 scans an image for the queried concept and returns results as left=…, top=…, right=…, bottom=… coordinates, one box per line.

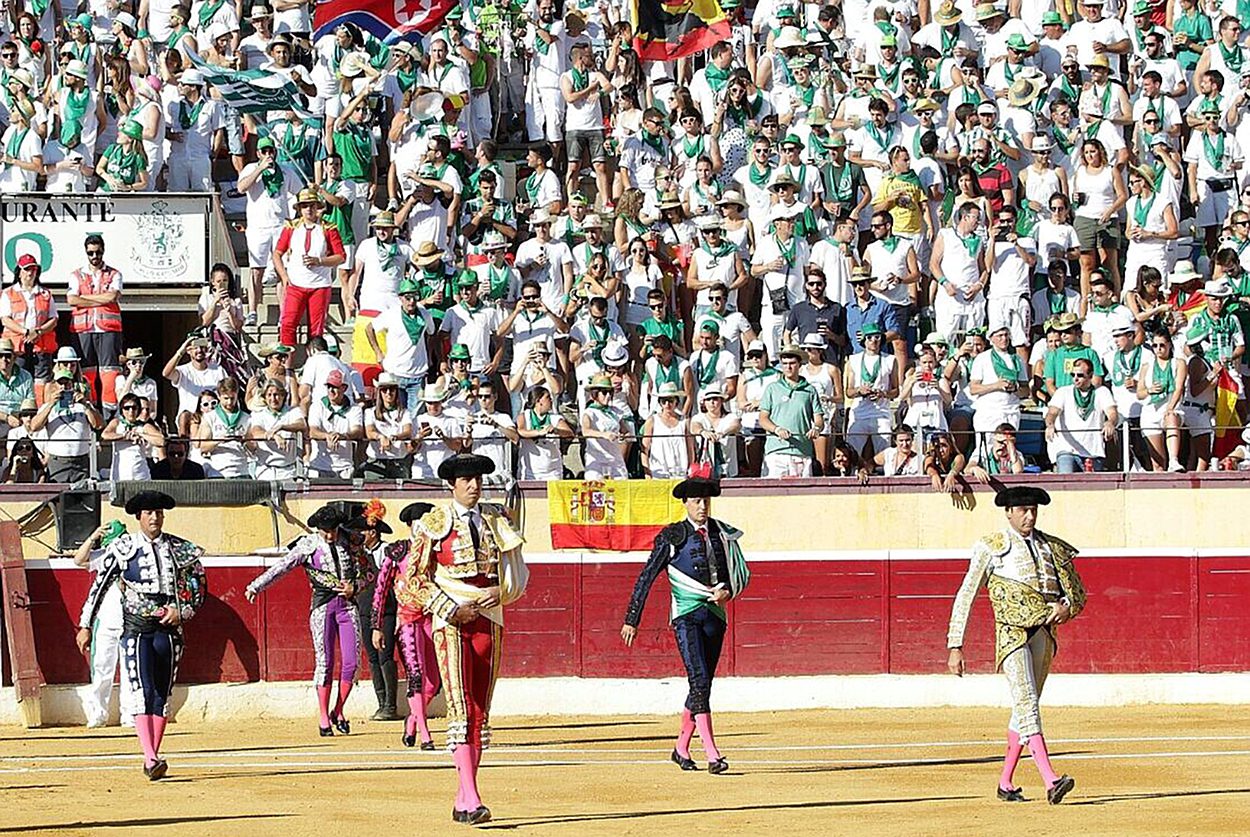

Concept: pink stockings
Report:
left=675, top=709, right=721, bottom=762
left=1001, top=730, right=1061, bottom=790
left=133, top=714, right=168, bottom=767
left=316, top=682, right=353, bottom=727
left=453, top=744, right=483, bottom=812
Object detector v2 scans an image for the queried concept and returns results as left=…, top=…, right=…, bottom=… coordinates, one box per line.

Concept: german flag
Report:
left=631, top=0, right=730, bottom=61
left=549, top=479, right=684, bottom=551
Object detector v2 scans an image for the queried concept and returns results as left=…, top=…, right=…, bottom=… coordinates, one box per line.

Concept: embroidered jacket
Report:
left=79, top=531, right=206, bottom=632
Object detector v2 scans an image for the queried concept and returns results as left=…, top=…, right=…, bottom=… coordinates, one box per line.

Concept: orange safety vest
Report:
left=69, top=267, right=123, bottom=333
left=2, top=286, right=57, bottom=353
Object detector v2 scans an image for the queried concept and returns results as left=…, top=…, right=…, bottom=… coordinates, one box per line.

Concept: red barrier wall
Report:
left=23, top=554, right=1250, bottom=685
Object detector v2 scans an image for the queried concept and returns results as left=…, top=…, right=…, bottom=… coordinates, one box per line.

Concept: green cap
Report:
left=700, top=319, right=721, bottom=335
left=1200, top=100, right=1222, bottom=116
left=825, top=132, right=848, bottom=148
left=859, top=322, right=884, bottom=337
left=456, top=269, right=478, bottom=289
left=257, top=136, right=276, bottom=151
left=100, top=519, right=126, bottom=548
left=781, top=132, right=803, bottom=148
left=445, top=4, right=463, bottom=18
left=1041, top=10, right=1063, bottom=24
left=881, top=34, right=898, bottom=47
left=776, top=4, right=797, bottom=17
left=1007, top=33, right=1029, bottom=51
left=448, top=343, right=471, bottom=360
left=1132, top=0, right=1151, bottom=14
left=398, top=278, right=420, bottom=295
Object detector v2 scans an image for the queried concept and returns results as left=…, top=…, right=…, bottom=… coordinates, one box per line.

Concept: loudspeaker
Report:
left=56, top=490, right=101, bottom=552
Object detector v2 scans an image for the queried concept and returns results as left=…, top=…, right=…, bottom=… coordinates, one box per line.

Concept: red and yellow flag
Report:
left=548, top=479, right=684, bottom=551
left=1213, top=367, right=1243, bottom=458
left=631, top=0, right=730, bottom=61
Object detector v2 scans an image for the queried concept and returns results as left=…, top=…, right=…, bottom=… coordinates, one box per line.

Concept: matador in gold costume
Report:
left=405, top=454, right=528, bottom=826
left=946, top=485, right=1086, bottom=805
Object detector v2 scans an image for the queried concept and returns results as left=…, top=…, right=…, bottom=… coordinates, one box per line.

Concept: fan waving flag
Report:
left=314, top=0, right=458, bottom=41
left=186, top=53, right=318, bottom=123
left=1212, top=367, right=1243, bottom=458
left=549, top=479, right=685, bottom=551
left=632, top=0, right=730, bottom=61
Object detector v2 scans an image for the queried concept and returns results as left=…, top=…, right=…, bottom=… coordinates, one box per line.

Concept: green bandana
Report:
left=320, top=395, right=350, bottom=419
left=695, top=349, right=721, bottom=387
left=681, top=133, right=704, bottom=160
left=1132, top=193, right=1157, bottom=228
left=748, top=162, right=772, bottom=188
left=166, top=25, right=190, bottom=51
left=260, top=161, right=284, bottom=197
left=101, top=142, right=144, bottom=190
left=990, top=349, right=1022, bottom=384
left=4, top=127, right=27, bottom=167
left=1203, top=130, right=1227, bottom=170
left=705, top=63, right=731, bottom=91
left=1149, top=358, right=1174, bottom=404
left=640, top=128, right=665, bottom=153
left=178, top=96, right=205, bottom=131
left=60, top=86, right=91, bottom=149
left=402, top=309, right=427, bottom=344
left=197, top=0, right=226, bottom=30
left=1072, top=384, right=1097, bottom=419
left=1220, top=39, right=1245, bottom=73
left=570, top=66, right=588, bottom=92
left=960, top=234, right=982, bottom=259
left=1111, top=345, right=1142, bottom=387
left=859, top=353, right=882, bottom=386
left=215, top=404, right=245, bottom=432
left=879, top=235, right=901, bottom=253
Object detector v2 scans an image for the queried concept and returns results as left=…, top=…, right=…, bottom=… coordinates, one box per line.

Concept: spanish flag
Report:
left=549, top=479, right=684, bottom=551
left=631, top=0, right=730, bottom=61
left=1213, top=367, right=1243, bottom=457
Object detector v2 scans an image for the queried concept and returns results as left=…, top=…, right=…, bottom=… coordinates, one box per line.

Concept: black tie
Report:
left=467, top=513, right=481, bottom=551
left=700, top=526, right=720, bottom=587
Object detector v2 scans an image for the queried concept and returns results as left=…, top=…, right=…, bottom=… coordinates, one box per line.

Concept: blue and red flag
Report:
left=313, top=0, right=457, bottom=42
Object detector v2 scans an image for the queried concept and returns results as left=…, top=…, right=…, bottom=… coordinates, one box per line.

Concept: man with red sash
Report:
left=66, top=234, right=123, bottom=409
left=406, top=453, right=527, bottom=825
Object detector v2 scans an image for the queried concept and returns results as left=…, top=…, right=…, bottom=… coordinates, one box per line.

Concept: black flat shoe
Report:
left=148, top=759, right=168, bottom=781
left=402, top=733, right=416, bottom=748
left=1047, top=774, right=1075, bottom=804
left=997, top=786, right=1026, bottom=802
left=420, top=740, right=437, bottom=751
left=452, top=808, right=469, bottom=823
left=708, top=757, right=729, bottom=774
left=319, top=725, right=334, bottom=737
left=331, top=713, right=351, bottom=735
left=671, top=749, right=698, bottom=771
left=465, top=806, right=491, bottom=825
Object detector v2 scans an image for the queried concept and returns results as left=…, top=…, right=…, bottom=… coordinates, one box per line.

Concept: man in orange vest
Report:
left=66, top=235, right=124, bottom=411
left=0, top=254, right=59, bottom=388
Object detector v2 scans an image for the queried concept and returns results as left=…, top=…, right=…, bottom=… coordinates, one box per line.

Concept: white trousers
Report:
left=85, top=585, right=135, bottom=725
left=1001, top=625, right=1055, bottom=741
left=167, top=155, right=212, bottom=192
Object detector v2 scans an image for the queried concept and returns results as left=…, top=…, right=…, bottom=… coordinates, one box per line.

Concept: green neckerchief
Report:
left=705, top=63, right=731, bottom=92
left=321, top=179, right=354, bottom=246
left=693, top=179, right=722, bottom=207
left=215, top=404, right=245, bottom=432
left=59, top=86, right=90, bottom=148
left=1084, top=119, right=1102, bottom=140
left=859, top=352, right=882, bottom=387
left=774, top=53, right=793, bottom=86
left=990, top=349, right=1022, bottom=384
left=570, top=66, right=588, bottom=92
left=1051, top=125, right=1075, bottom=156
left=104, top=91, right=120, bottom=118
left=1047, top=289, right=1068, bottom=315
left=748, top=162, right=772, bottom=188
left=378, top=240, right=400, bottom=272
left=336, top=123, right=373, bottom=182
left=879, top=62, right=901, bottom=90
left=746, top=365, right=780, bottom=386
left=702, top=239, right=736, bottom=260
left=959, top=234, right=982, bottom=259
left=865, top=121, right=895, bottom=153
left=524, top=169, right=544, bottom=202
left=101, top=142, right=144, bottom=189
left=795, top=83, right=816, bottom=108
left=681, top=133, right=704, bottom=160
left=260, top=161, right=284, bottom=197
left=1003, top=62, right=1020, bottom=84
left=432, top=61, right=454, bottom=86
left=1143, top=95, right=1162, bottom=122
left=278, top=120, right=308, bottom=163
left=1132, top=192, right=1157, bottom=228
left=534, top=26, right=552, bottom=56
left=486, top=262, right=511, bottom=300
left=1096, top=82, right=1112, bottom=115
left=893, top=170, right=922, bottom=189
left=784, top=162, right=806, bottom=189
left=1220, top=39, right=1245, bottom=73
left=695, top=349, right=720, bottom=387
left=397, top=65, right=419, bottom=92
left=774, top=233, right=796, bottom=266
left=401, top=308, right=427, bottom=344
left=1203, top=130, right=1227, bottom=170
left=166, top=26, right=190, bottom=51
left=640, top=128, right=665, bottom=153
left=960, top=84, right=982, bottom=105
left=879, top=235, right=901, bottom=253
left=940, top=26, right=958, bottom=57
left=824, top=160, right=855, bottom=201
left=650, top=357, right=681, bottom=387
left=726, top=92, right=764, bottom=125
left=526, top=408, right=552, bottom=430
left=1111, top=345, right=1142, bottom=387
left=4, top=127, right=28, bottom=168
left=587, top=318, right=610, bottom=362
left=321, top=395, right=350, bottom=419
left=1072, top=384, right=1097, bottom=419
left=179, top=96, right=206, bottom=131
left=29, top=0, right=48, bottom=17
left=1149, top=358, right=1174, bottom=404
left=197, top=0, right=226, bottom=30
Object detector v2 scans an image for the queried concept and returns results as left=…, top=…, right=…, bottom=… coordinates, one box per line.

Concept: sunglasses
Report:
left=806, top=281, right=825, bottom=287
left=1072, top=372, right=1090, bottom=379
left=452, top=357, right=469, bottom=363
left=746, top=352, right=764, bottom=359
left=521, top=294, right=540, bottom=301
left=870, top=223, right=888, bottom=229
left=649, top=303, right=665, bottom=309
left=86, top=249, right=103, bottom=256
left=201, top=399, right=219, bottom=408
left=709, top=296, right=726, bottom=302
left=121, top=403, right=139, bottom=411
left=659, top=397, right=679, bottom=404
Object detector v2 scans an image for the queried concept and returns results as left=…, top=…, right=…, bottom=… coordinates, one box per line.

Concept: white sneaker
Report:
left=121, top=716, right=135, bottom=728
left=85, top=716, right=107, bottom=729
left=1167, top=460, right=1185, bottom=472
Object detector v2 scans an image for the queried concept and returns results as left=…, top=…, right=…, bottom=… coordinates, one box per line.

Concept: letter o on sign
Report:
left=4, top=233, right=52, bottom=275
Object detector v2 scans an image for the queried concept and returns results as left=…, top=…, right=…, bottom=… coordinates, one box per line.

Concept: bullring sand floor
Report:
left=1, top=706, right=1246, bottom=835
